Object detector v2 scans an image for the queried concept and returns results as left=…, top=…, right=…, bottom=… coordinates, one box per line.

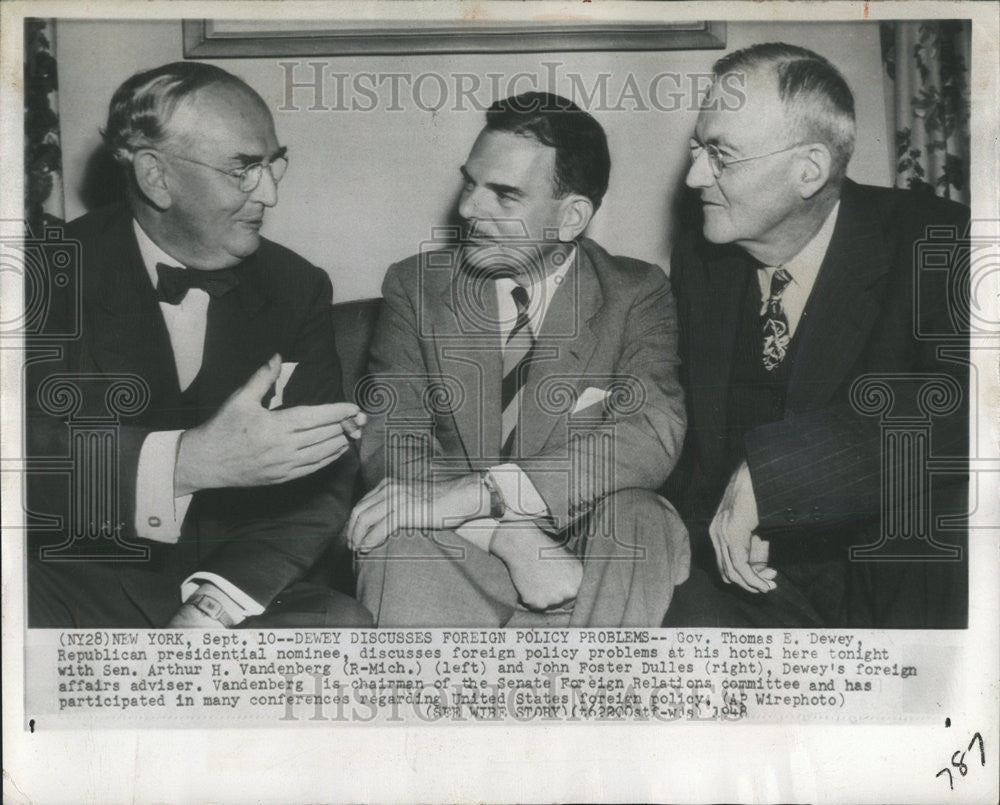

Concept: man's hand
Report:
left=174, top=354, right=366, bottom=496
left=709, top=460, right=777, bottom=593
left=489, top=521, right=582, bottom=611
left=348, top=474, right=488, bottom=554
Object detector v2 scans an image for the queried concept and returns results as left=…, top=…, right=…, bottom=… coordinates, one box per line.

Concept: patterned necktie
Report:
left=156, top=262, right=239, bottom=305
left=500, top=284, right=536, bottom=459
left=761, top=267, right=793, bottom=371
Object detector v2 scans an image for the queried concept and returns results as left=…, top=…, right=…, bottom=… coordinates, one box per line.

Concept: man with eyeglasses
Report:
left=27, top=62, right=371, bottom=628
left=663, top=43, right=969, bottom=628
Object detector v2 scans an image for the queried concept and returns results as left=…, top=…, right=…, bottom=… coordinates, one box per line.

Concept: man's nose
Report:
left=685, top=148, right=715, bottom=190
left=250, top=165, right=279, bottom=207
left=457, top=190, right=474, bottom=222
left=457, top=185, right=487, bottom=222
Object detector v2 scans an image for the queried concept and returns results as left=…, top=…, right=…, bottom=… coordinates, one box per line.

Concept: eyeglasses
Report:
left=689, top=139, right=804, bottom=179
left=162, top=149, right=289, bottom=192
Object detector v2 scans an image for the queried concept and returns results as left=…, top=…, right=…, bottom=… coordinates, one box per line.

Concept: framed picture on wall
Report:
left=182, top=18, right=726, bottom=56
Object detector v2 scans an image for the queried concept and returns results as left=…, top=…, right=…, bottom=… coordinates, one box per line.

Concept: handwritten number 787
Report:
left=936, top=733, right=985, bottom=790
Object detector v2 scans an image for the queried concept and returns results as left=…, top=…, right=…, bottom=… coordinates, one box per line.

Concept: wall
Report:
left=56, top=19, right=890, bottom=301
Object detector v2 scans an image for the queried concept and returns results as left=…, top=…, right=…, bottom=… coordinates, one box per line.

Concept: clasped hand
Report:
left=709, top=460, right=776, bottom=594
left=175, top=353, right=365, bottom=495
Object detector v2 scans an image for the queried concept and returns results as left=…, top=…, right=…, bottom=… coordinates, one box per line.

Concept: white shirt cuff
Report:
left=181, top=573, right=266, bottom=623
left=135, top=430, right=194, bottom=543
left=488, top=464, right=550, bottom=520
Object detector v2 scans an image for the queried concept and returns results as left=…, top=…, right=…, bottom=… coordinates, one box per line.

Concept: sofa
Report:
left=331, top=297, right=384, bottom=399
left=313, top=298, right=383, bottom=593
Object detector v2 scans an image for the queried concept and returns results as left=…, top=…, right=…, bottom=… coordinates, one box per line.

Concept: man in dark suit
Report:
left=348, top=93, right=689, bottom=626
left=27, top=62, right=371, bottom=628
left=665, top=43, right=968, bottom=628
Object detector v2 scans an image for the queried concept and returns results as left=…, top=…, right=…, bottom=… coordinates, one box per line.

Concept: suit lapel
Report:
left=520, top=240, right=602, bottom=454
left=786, top=182, right=889, bottom=412
left=87, top=211, right=180, bottom=403
left=439, top=262, right=504, bottom=460
left=197, top=255, right=270, bottom=406
left=686, top=245, right=755, bottom=473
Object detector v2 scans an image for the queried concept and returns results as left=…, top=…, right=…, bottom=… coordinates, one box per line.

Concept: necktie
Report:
left=500, top=284, right=536, bottom=459
left=761, top=267, right=793, bottom=371
left=156, top=262, right=239, bottom=305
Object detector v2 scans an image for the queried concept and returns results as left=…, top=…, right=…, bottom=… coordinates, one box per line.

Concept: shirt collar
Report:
left=133, top=218, right=186, bottom=290
left=495, top=244, right=575, bottom=293
left=773, top=201, right=840, bottom=284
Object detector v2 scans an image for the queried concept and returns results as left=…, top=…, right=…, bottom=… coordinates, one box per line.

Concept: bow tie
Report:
left=156, top=262, right=239, bottom=305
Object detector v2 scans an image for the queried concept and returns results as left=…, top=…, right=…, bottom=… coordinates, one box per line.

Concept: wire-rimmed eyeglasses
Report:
left=689, top=139, right=805, bottom=179
left=162, top=148, right=289, bottom=192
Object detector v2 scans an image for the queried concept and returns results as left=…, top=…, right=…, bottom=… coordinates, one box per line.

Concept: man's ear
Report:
left=796, top=143, right=833, bottom=200
left=557, top=195, right=595, bottom=242
left=132, top=149, right=172, bottom=209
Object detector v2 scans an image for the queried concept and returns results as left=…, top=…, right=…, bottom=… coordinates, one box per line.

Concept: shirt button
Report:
left=148, top=516, right=161, bottom=528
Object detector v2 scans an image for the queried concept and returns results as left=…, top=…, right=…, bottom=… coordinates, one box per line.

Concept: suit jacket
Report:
left=27, top=203, right=356, bottom=624
left=668, top=181, right=969, bottom=624
left=359, top=237, right=686, bottom=529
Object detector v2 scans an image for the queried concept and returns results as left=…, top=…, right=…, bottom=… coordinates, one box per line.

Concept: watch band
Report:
left=187, top=593, right=236, bottom=627
left=481, top=471, right=506, bottom=519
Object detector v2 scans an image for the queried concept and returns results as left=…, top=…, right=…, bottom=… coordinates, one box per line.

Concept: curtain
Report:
left=25, top=19, right=64, bottom=235
left=880, top=20, right=971, bottom=205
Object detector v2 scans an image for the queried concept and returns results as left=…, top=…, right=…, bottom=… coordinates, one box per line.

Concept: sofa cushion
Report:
left=331, top=297, right=383, bottom=400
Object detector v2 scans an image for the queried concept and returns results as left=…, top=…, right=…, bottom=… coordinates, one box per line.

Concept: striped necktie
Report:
left=500, top=284, right=536, bottom=459
left=761, top=267, right=793, bottom=371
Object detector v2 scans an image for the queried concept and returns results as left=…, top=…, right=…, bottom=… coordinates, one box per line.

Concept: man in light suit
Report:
left=27, top=62, right=370, bottom=628
left=349, top=92, right=689, bottom=626
left=664, top=43, right=968, bottom=628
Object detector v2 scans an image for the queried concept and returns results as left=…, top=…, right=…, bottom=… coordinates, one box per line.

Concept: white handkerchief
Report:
left=268, top=361, right=299, bottom=410
left=572, top=386, right=609, bottom=414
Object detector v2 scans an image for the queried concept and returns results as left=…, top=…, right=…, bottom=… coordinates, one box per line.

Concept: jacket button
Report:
left=148, top=516, right=161, bottom=527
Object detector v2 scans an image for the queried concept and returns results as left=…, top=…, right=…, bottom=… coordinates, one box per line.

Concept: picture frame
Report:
left=182, top=18, right=726, bottom=57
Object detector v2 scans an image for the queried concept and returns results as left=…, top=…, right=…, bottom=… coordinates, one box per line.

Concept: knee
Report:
left=332, top=597, right=375, bottom=628
left=592, top=488, right=683, bottom=531
left=584, top=490, right=690, bottom=583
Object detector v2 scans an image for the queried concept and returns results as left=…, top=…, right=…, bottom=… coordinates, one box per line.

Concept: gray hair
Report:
left=102, top=61, right=257, bottom=165
left=713, top=42, right=856, bottom=180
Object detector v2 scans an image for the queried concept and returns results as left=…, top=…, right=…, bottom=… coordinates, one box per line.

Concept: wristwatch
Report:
left=187, top=593, right=236, bottom=627
left=481, top=470, right=506, bottom=519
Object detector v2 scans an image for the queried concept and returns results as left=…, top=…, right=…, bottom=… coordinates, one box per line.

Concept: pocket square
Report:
left=571, top=386, right=609, bottom=414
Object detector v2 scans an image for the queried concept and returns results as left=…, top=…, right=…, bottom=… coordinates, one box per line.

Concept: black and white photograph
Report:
left=2, top=1, right=997, bottom=803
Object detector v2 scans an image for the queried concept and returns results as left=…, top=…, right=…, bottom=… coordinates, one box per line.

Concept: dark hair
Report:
left=713, top=42, right=856, bottom=180
left=485, top=91, right=611, bottom=210
left=102, top=62, right=258, bottom=165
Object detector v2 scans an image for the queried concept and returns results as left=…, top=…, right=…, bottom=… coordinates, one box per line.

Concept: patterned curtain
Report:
left=880, top=21, right=971, bottom=205
left=25, top=19, right=64, bottom=235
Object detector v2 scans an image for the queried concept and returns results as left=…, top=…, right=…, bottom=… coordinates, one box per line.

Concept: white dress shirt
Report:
left=756, top=202, right=840, bottom=336
left=456, top=248, right=574, bottom=551
left=132, top=220, right=263, bottom=620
